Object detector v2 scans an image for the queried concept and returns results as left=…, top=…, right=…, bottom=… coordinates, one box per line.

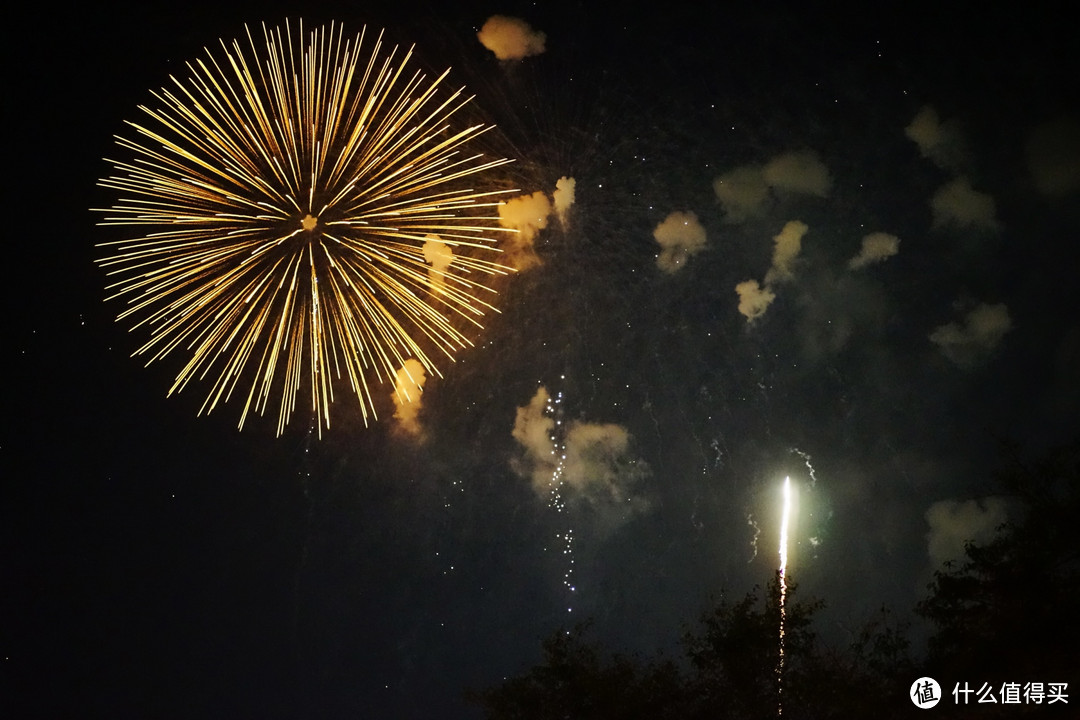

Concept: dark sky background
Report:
left=4, top=1, right=1078, bottom=718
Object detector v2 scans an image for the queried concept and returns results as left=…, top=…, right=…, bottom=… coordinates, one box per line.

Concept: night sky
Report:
left=5, top=1, right=1078, bottom=718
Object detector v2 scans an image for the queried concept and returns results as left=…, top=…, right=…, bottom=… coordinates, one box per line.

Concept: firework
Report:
left=777, top=475, right=793, bottom=717
left=95, top=21, right=515, bottom=435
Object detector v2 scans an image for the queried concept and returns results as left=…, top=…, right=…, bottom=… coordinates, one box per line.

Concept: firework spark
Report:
left=543, top=380, right=576, bottom=611
left=95, top=21, right=516, bottom=435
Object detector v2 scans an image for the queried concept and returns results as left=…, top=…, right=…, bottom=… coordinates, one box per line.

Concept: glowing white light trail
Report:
left=778, top=475, right=792, bottom=717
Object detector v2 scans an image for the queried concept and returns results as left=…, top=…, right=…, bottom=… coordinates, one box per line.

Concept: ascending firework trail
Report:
left=777, top=476, right=793, bottom=717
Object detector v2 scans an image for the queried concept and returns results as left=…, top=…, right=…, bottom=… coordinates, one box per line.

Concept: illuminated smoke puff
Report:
left=653, top=211, right=707, bottom=274
left=392, top=358, right=427, bottom=438
left=713, top=151, right=829, bottom=224
left=848, top=232, right=900, bottom=270
left=762, top=151, right=832, bottom=197
left=498, top=191, right=552, bottom=270
left=763, top=220, right=809, bottom=285
left=929, top=302, right=1012, bottom=366
left=925, top=497, right=1008, bottom=567
left=423, top=237, right=455, bottom=297
left=511, top=386, right=557, bottom=487
left=511, top=387, right=650, bottom=532
left=552, top=176, right=576, bottom=226
left=94, top=21, right=515, bottom=436
left=905, top=105, right=967, bottom=171
left=713, top=165, right=770, bottom=223
left=564, top=423, right=645, bottom=497
left=734, top=221, right=808, bottom=323
left=477, top=16, right=546, bottom=60
left=563, top=422, right=650, bottom=532
left=563, top=423, right=636, bottom=497
left=905, top=106, right=946, bottom=158
left=735, top=279, right=776, bottom=322
left=930, top=178, right=1000, bottom=232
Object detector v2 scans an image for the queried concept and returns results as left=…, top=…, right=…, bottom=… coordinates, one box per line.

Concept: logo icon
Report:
left=911, top=677, right=942, bottom=709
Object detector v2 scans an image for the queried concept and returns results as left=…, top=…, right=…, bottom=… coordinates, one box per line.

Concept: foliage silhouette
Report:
left=916, top=440, right=1080, bottom=714
left=470, top=575, right=915, bottom=719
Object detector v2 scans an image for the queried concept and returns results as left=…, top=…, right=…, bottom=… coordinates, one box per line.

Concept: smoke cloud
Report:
left=929, top=302, right=1012, bottom=366
left=905, top=105, right=967, bottom=171
left=496, top=179, right=577, bottom=270
left=735, top=279, right=776, bottom=321
left=930, top=177, right=1000, bottom=232
left=512, top=387, right=650, bottom=530
left=477, top=16, right=546, bottom=61
left=762, top=150, right=832, bottom=198
left=497, top=191, right=551, bottom=270
left=653, top=211, right=707, bottom=273
left=552, top=176, right=576, bottom=226
left=848, top=232, right=900, bottom=270
left=422, top=236, right=454, bottom=296
left=795, top=270, right=889, bottom=360
left=735, top=220, right=809, bottom=322
left=713, top=151, right=831, bottom=222
left=392, top=358, right=427, bottom=438
left=511, top=386, right=556, bottom=487
left=713, top=165, right=769, bottom=222
left=563, top=423, right=635, bottom=496
left=763, top=220, right=809, bottom=284
left=563, top=422, right=650, bottom=530
left=925, top=496, right=1008, bottom=567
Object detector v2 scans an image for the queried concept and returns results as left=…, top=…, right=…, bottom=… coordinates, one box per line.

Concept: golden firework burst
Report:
left=95, top=21, right=516, bottom=435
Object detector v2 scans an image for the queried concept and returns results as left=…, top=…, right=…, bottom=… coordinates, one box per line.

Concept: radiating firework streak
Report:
left=777, top=476, right=792, bottom=717
left=95, top=20, right=516, bottom=435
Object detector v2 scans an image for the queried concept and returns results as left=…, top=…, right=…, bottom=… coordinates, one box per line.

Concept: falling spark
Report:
left=94, top=20, right=516, bottom=436
left=777, top=476, right=792, bottom=717
left=539, top=378, right=575, bottom=612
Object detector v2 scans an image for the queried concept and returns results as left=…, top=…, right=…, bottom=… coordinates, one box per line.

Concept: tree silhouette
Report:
left=465, top=621, right=686, bottom=720
left=917, top=440, right=1080, bottom=713
left=682, top=574, right=821, bottom=719
left=470, top=576, right=915, bottom=719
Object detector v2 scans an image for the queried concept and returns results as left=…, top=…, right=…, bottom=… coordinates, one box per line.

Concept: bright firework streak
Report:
left=779, top=476, right=792, bottom=586
left=95, top=21, right=516, bottom=435
left=777, top=475, right=793, bottom=717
